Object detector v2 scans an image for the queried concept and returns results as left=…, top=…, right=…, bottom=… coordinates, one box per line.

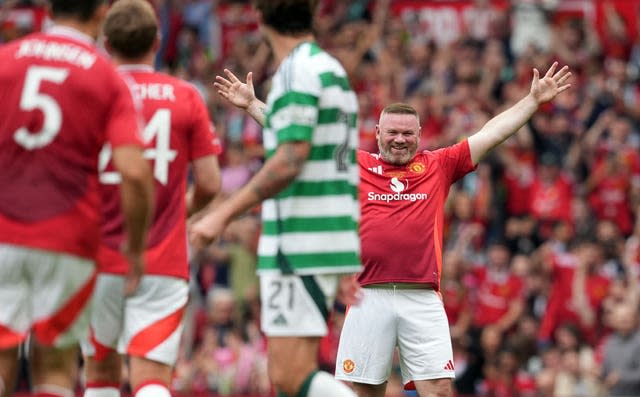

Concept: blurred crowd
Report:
left=4, top=0, right=640, bottom=396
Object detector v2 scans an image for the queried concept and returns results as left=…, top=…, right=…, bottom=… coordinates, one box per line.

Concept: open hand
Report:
left=214, top=69, right=257, bottom=110
left=530, top=62, right=572, bottom=104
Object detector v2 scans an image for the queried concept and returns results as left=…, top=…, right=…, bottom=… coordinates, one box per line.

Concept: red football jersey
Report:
left=501, top=148, right=536, bottom=217
left=528, top=174, right=573, bottom=221
left=0, top=27, right=142, bottom=259
left=471, top=266, right=525, bottom=328
left=98, top=65, right=222, bottom=279
left=588, top=158, right=634, bottom=235
left=538, top=252, right=611, bottom=343
left=357, top=140, right=475, bottom=290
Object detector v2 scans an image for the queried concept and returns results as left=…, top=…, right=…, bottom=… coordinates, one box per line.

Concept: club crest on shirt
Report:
left=342, top=359, right=355, bottom=374
left=409, top=161, right=425, bottom=174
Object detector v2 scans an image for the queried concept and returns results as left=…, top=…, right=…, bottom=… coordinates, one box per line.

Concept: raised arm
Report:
left=467, top=62, right=572, bottom=165
left=192, top=68, right=310, bottom=249
left=339, top=0, right=390, bottom=76
left=214, top=69, right=267, bottom=127
left=189, top=140, right=310, bottom=249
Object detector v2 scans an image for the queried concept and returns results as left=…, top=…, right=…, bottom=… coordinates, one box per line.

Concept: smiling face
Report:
left=376, top=109, right=421, bottom=165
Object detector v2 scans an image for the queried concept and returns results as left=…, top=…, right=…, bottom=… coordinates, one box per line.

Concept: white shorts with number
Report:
left=0, top=244, right=96, bottom=348
left=260, top=273, right=339, bottom=337
left=80, top=274, right=188, bottom=366
left=335, top=285, right=454, bottom=386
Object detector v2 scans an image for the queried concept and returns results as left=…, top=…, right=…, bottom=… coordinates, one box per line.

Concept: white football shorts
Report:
left=260, top=273, right=339, bottom=337
left=335, top=285, right=455, bottom=386
left=0, top=243, right=96, bottom=348
left=81, top=274, right=188, bottom=366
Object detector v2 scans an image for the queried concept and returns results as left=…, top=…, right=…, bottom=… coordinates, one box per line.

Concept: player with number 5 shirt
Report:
left=0, top=1, right=154, bottom=396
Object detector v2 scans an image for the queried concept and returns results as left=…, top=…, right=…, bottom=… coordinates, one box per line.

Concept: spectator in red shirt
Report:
left=600, top=2, right=633, bottom=62
left=529, top=151, right=574, bottom=241
left=538, top=240, right=611, bottom=346
left=479, top=347, right=536, bottom=397
left=472, top=241, right=526, bottom=334
left=585, top=147, right=638, bottom=237
left=498, top=135, right=537, bottom=218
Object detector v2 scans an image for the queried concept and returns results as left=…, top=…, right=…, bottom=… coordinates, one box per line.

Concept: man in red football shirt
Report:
left=335, top=65, right=570, bottom=397
left=537, top=240, right=611, bottom=346
left=0, top=1, right=154, bottom=396
left=471, top=241, right=526, bottom=332
left=80, top=1, right=222, bottom=397
left=205, top=61, right=571, bottom=397
left=528, top=152, right=574, bottom=241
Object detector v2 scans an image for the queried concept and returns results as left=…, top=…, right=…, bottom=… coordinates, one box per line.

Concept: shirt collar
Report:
left=46, top=25, right=94, bottom=45
left=117, top=64, right=155, bottom=73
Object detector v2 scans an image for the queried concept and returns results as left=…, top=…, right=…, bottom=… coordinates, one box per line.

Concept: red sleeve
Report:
left=105, top=73, right=143, bottom=148
left=432, top=139, right=476, bottom=185
left=188, top=87, right=222, bottom=160
left=510, top=276, right=526, bottom=299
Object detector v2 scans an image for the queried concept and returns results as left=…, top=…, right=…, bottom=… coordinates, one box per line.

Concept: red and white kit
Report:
left=336, top=140, right=476, bottom=386
left=84, top=65, right=222, bottom=365
left=357, top=140, right=476, bottom=289
left=0, top=26, right=142, bottom=348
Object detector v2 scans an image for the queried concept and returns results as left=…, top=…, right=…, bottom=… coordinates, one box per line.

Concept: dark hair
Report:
left=253, top=0, right=318, bottom=36
left=103, top=0, right=158, bottom=59
left=50, top=0, right=107, bottom=22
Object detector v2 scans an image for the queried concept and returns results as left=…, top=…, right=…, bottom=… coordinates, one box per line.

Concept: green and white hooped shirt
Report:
left=257, top=41, right=362, bottom=275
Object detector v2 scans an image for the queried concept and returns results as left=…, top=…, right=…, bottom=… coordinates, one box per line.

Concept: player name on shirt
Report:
left=131, top=83, right=176, bottom=102
left=15, top=39, right=96, bottom=69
